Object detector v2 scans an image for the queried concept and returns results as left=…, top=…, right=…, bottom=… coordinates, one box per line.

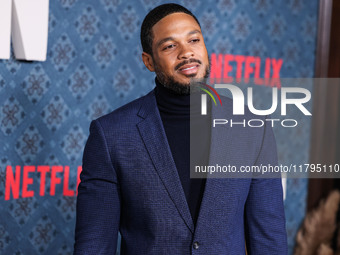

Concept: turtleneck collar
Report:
left=155, top=77, right=190, bottom=115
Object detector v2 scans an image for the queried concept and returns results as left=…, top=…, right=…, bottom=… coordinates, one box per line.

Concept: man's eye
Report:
left=163, top=44, right=175, bottom=50
left=190, top=39, right=200, bottom=43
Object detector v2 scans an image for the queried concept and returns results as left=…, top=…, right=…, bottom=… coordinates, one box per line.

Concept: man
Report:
left=74, top=3, right=287, bottom=254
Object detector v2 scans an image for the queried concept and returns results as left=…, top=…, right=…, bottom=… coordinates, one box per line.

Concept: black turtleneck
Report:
left=154, top=78, right=210, bottom=226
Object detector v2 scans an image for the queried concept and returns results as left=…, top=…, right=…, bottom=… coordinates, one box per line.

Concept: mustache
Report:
left=175, top=59, right=202, bottom=71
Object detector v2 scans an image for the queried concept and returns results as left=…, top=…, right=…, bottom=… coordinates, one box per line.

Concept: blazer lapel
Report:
left=136, top=90, right=194, bottom=233
left=207, top=95, right=233, bottom=176
left=194, top=96, right=239, bottom=229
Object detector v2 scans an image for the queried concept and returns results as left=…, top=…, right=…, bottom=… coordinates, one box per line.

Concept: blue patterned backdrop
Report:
left=0, top=0, right=318, bottom=254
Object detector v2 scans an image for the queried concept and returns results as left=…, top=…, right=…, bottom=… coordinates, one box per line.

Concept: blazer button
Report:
left=193, top=241, right=200, bottom=250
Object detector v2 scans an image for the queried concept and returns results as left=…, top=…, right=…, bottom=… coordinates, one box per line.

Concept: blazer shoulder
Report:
left=95, top=89, right=155, bottom=130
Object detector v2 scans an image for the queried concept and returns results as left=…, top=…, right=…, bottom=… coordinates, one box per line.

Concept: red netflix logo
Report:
left=210, top=53, right=283, bottom=87
left=4, top=165, right=82, bottom=200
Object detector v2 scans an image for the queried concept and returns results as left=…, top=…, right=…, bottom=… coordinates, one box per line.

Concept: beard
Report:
left=154, top=58, right=211, bottom=95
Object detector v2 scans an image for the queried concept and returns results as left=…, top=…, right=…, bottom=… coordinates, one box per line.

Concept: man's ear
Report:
left=142, top=52, right=155, bottom=72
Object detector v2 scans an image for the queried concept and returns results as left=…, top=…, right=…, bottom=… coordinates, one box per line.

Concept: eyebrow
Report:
left=156, top=30, right=201, bottom=48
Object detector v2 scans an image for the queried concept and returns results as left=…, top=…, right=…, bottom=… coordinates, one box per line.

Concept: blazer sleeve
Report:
left=244, top=118, right=288, bottom=255
left=74, top=119, right=120, bottom=255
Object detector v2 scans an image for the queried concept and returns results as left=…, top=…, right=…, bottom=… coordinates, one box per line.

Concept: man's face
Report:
left=143, top=12, right=210, bottom=93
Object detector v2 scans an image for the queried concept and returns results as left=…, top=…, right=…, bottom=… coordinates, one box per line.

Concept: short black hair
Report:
left=140, top=3, right=201, bottom=55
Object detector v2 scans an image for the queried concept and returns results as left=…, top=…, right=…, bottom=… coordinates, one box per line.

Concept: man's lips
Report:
left=175, top=59, right=202, bottom=76
left=177, top=64, right=200, bottom=75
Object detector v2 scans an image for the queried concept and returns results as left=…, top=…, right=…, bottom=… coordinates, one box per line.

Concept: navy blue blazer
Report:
left=74, top=89, right=288, bottom=255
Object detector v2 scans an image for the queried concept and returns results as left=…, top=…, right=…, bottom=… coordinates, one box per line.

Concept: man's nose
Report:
left=178, top=44, right=194, bottom=59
